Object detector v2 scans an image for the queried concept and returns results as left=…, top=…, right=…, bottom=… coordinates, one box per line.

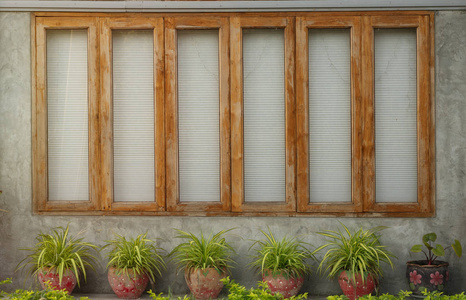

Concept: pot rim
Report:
left=406, top=260, right=449, bottom=268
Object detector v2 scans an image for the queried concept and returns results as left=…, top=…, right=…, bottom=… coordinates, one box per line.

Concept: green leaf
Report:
left=410, top=245, right=423, bottom=253
left=452, top=240, right=462, bottom=258
left=423, top=233, right=437, bottom=243
left=432, top=244, right=445, bottom=257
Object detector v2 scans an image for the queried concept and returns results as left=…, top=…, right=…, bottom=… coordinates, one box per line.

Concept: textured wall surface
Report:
left=0, top=11, right=466, bottom=296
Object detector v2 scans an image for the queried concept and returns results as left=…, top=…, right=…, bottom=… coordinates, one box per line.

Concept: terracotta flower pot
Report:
left=37, top=267, right=77, bottom=294
left=108, top=266, right=150, bottom=299
left=185, top=267, right=226, bottom=300
left=406, top=260, right=449, bottom=295
left=262, top=269, right=304, bottom=298
left=338, top=271, right=376, bottom=300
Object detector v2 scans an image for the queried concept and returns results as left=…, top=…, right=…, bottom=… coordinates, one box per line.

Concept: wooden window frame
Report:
left=165, top=16, right=231, bottom=213
left=296, top=16, right=363, bottom=213
left=230, top=16, right=296, bottom=213
left=100, top=17, right=165, bottom=212
left=32, top=12, right=434, bottom=217
left=361, top=15, right=435, bottom=214
left=33, top=17, right=100, bottom=212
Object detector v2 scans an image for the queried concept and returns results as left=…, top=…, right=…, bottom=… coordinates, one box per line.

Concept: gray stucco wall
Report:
left=0, top=11, right=465, bottom=296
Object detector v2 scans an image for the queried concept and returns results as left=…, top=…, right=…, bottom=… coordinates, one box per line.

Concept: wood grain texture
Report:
left=296, top=16, right=363, bottom=213
left=231, top=16, right=295, bottom=213
left=165, top=17, right=230, bottom=212
left=363, top=15, right=434, bottom=214
left=99, top=17, right=164, bottom=212
left=32, top=12, right=435, bottom=216
left=34, top=17, right=99, bottom=212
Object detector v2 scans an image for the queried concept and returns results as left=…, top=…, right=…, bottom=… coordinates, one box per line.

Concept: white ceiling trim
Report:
left=0, top=0, right=465, bottom=12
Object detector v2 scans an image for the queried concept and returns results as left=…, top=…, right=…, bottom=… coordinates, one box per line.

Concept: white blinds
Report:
left=308, top=29, right=352, bottom=203
left=112, top=30, right=155, bottom=202
left=243, top=29, right=286, bottom=203
left=47, top=30, right=89, bottom=201
left=178, top=30, right=221, bottom=202
left=375, top=29, right=417, bottom=203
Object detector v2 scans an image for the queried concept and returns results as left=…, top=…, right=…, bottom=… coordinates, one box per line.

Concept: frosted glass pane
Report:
left=375, top=29, right=417, bottom=203
left=113, top=30, right=155, bottom=202
left=243, top=29, right=286, bottom=203
left=47, top=30, right=89, bottom=201
left=178, top=30, right=220, bottom=202
left=308, top=29, right=352, bottom=203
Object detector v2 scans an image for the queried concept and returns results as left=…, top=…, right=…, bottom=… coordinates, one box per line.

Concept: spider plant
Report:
left=315, top=224, right=395, bottom=283
left=249, top=228, right=314, bottom=278
left=16, top=225, right=98, bottom=286
left=168, top=228, right=236, bottom=274
left=103, top=233, right=166, bottom=283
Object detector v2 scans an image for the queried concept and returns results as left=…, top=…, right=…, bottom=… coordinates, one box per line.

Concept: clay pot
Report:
left=185, top=267, right=226, bottom=300
left=406, top=260, right=449, bottom=295
left=338, top=271, right=376, bottom=300
left=262, top=269, right=304, bottom=298
left=37, top=267, right=77, bottom=294
left=108, top=266, right=149, bottom=299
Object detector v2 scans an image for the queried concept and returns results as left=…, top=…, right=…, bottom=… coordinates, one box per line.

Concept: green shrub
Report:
left=103, top=232, right=166, bottom=282
left=0, top=280, right=89, bottom=300
left=249, top=228, right=314, bottom=278
left=169, top=229, right=235, bottom=274
left=16, top=225, right=99, bottom=286
left=147, top=289, right=192, bottom=300
left=221, top=277, right=308, bottom=300
left=327, top=290, right=466, bottom=300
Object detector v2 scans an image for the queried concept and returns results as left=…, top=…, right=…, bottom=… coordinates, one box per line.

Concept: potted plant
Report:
left=169, top=229, right=235, bottom=300
left=103, top=233, right=166, bottom=299
left=407, top=232, right=462, bottom=295
left=249, top=228, right=314, bottom=298
left=16, top=225, right=98, bottom=294
left=316, top=224, right=395, bottom=300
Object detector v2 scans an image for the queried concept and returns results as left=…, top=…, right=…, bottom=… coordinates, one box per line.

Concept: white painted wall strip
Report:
left=1, top=0, right=465, bottom=12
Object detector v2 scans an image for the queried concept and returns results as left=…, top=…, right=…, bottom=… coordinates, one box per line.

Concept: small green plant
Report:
left=327, top=290, right=466, bottom=300
left=103, top=233, right=166, bottom=283
left=0, top=280, right=90, bottom=300
left=249, top=228, right=314, bottom=278
left=409, top=232, right=462, bottom=265
left=16, top=225, right=98, bottom=286
left=221, top=277, right=308, bottom=300
left=169, top=229, right=235, bottom=274
left=316, top=224, right=395, bottom=282
left=148, top=289, right=192, bottom=300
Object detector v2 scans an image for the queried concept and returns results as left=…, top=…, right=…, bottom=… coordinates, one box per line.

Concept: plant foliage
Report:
left=168, top=229, right=235, bottom=274
left=327, top=290, right=466, bottom=300
left=148, top=289, right=192, bottom=300
left=249, top=228, right=314, bottom=278
left=409, top=232, right=462, bottom=265
left=221, top=277, right=308, bottom=300
left=103, top=233, right=166, bottom=283
left=16, top=225, right=98, bottom=286
left=316, top=224, right=395, bottom=283
left=0, top=280, right=90, bottom=300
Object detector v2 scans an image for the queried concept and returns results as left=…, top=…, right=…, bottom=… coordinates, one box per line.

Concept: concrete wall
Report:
left=0, top=11, right=465, bottom=296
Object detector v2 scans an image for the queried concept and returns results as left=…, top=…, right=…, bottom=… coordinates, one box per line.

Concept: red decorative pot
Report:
left=262, top=269, right=304, bottom=298
left=108, top=267, right=149, bottom=299
left=406, top=260, right=449, bottom=295
left=338, top=271, right=376, bottom=300
left=37, top=267, right=77, bottom=294
left=185, top=268, right=226, bottom=300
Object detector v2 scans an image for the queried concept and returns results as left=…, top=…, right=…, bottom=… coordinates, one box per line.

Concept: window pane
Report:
left=243, top=29, right=286, bottom=202
left=47, top=30, right=89, bottom=201
left=308, top=29, right=352, bottom=203
left=178, top=30, right=220, bottom=202
left=113, top=30, right=155, bottom=202
left=375, top=28, right=417, bottom=203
